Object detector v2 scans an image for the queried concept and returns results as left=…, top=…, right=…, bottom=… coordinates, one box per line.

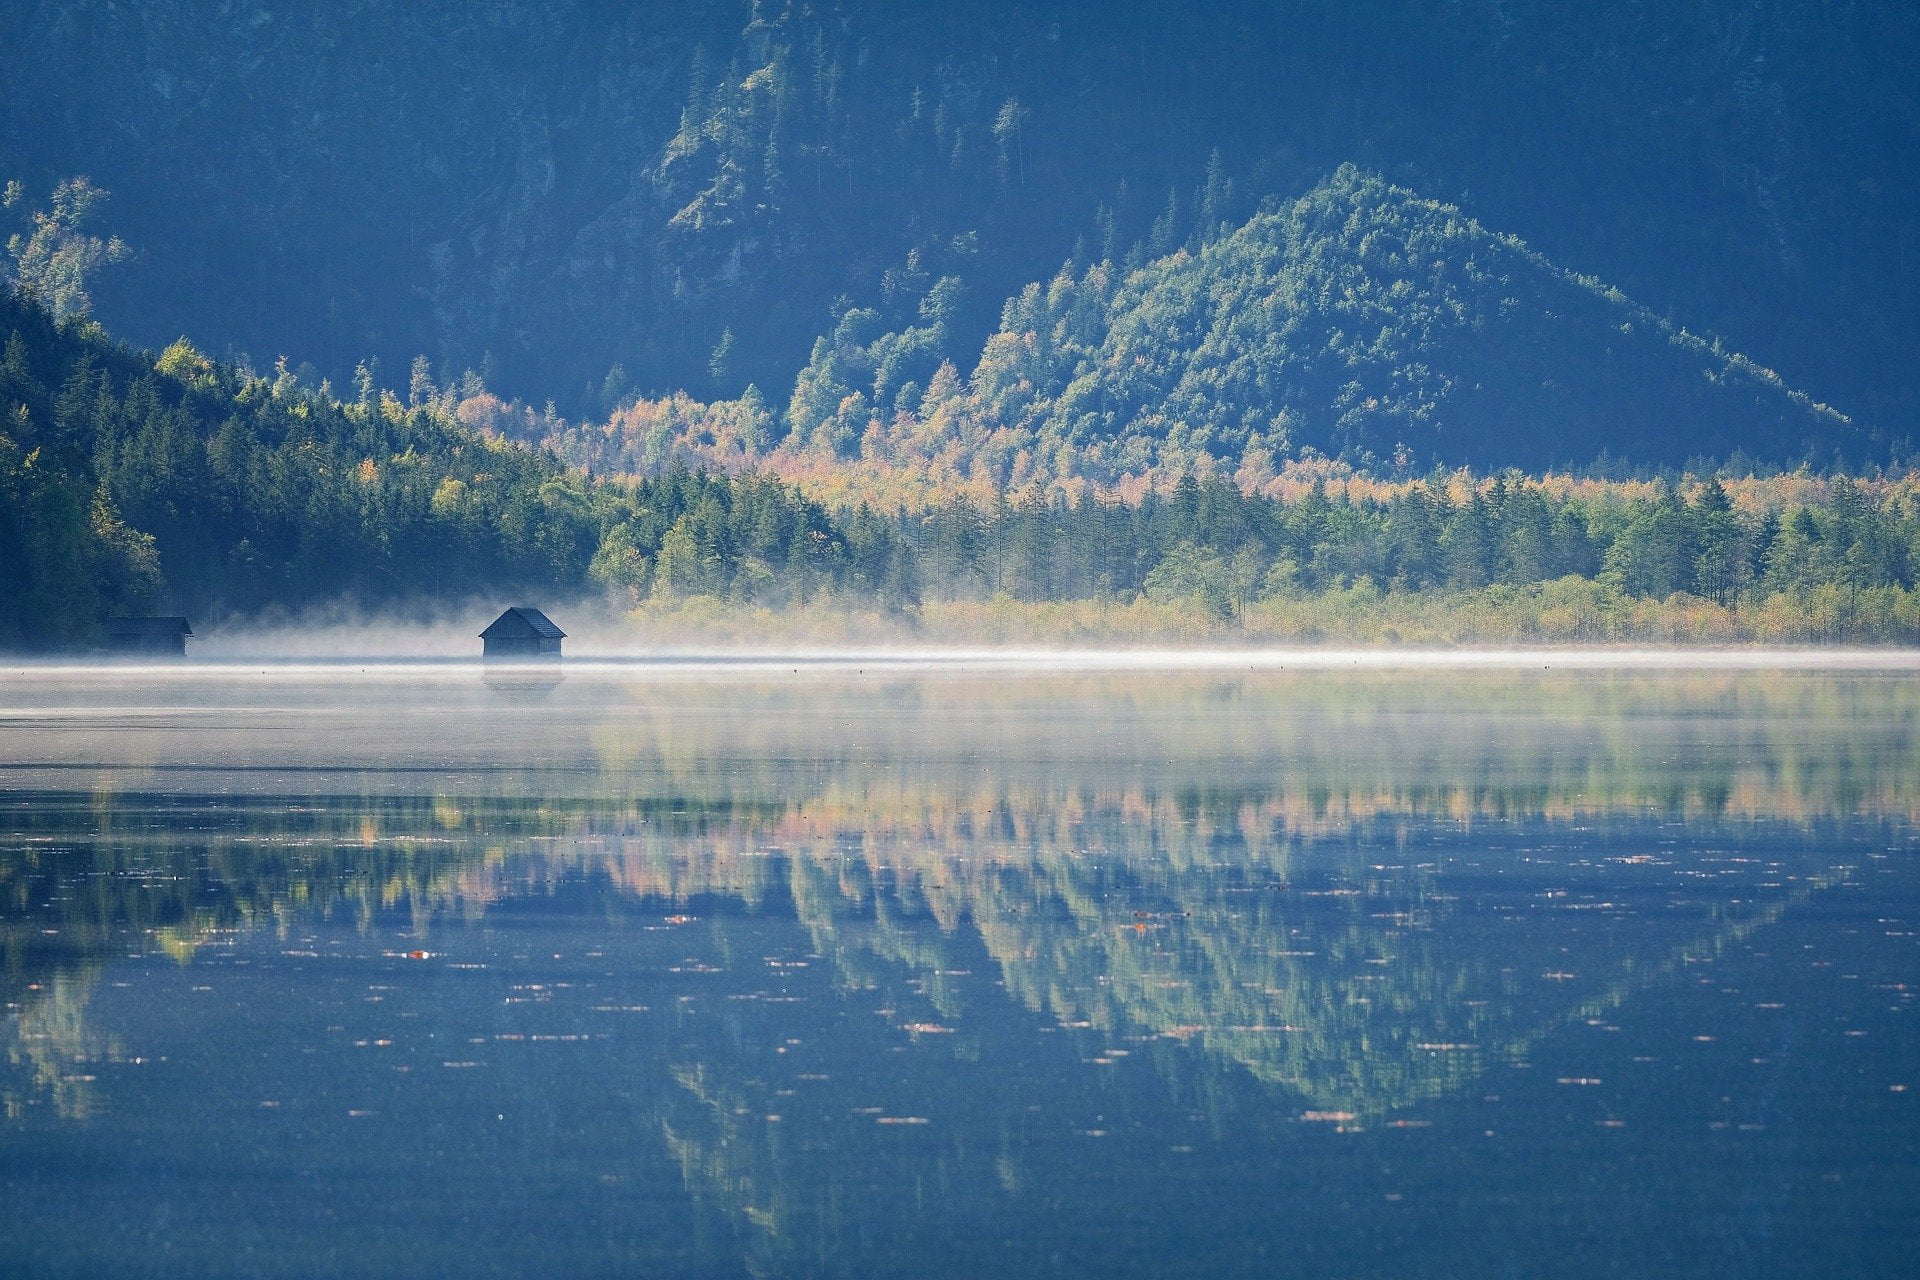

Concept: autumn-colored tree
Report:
left=4, top=178, right=129, bottom=322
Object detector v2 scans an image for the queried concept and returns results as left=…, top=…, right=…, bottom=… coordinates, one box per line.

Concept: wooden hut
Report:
left=104, top=616, right=193, bottom=657
left=480, top=607, right=565, bottom=659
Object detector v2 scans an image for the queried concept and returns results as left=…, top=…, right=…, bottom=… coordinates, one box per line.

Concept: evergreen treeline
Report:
left=897, top=473, right=1920, bottom=627
left=5, top=285, right=1918, bottom=650
left=0, top=289, right=909, bottom=650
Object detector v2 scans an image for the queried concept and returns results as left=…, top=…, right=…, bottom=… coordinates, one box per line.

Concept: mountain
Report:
left=3, top=0, right=1916, bottom=451
left=547, top=168, right=1868, bottom=496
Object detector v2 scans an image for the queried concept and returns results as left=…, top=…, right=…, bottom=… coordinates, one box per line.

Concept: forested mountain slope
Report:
left=546, top=169, right=1866, bottom=497
left=6, top=287, right=1919, bottom=649
left=0, top=289, right=911, bottom=649
left=2, top=0, right=1915, bottom=450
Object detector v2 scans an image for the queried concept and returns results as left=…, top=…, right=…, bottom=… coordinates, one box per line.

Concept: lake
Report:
left=1, top=656, right=1916, bottom=1278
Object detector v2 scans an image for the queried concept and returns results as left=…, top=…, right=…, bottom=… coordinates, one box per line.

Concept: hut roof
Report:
left=481, top=607, right=566, bottom=640
left=105, top=616, right=193, bottom=637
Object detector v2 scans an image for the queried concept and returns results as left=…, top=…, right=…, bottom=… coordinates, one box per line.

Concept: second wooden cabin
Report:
left=105, top=616, right=193, bottom=657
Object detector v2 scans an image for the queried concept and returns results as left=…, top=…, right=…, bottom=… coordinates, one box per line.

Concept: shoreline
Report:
left=3, top=644, right=1919, bottom=678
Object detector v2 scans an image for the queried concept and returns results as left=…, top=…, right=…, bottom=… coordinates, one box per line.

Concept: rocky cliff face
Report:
left=3, top=0, right=1915, bottom=452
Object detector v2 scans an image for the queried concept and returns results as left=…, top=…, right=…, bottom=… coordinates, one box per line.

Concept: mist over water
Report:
left=1, top=663, right=1916, bottom=1278
left=15, top=642, right=1920, bottom=674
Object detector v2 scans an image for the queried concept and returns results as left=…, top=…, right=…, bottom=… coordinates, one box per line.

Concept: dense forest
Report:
left=4, top=1, right=1919, bottom=648
left=3, top=0, right=1916, bottom=440
left=5, top=284, right=1918, bottom=647
left=0, top=288, right=910, bottom=649
left=542, top=168, right=1870, bottom=492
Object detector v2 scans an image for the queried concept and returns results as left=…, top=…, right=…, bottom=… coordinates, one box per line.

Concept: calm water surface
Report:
left=0, top=662, right=1916, bottom=1278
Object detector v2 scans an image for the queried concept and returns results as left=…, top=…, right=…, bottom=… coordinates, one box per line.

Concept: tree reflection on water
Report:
left=0, top=666, right=1911, bottom=1274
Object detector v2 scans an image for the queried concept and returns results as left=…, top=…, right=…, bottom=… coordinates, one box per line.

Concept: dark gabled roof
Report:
left=480, top=606, right=566, bottom=640
left=105, top=616, right=193, bottom=637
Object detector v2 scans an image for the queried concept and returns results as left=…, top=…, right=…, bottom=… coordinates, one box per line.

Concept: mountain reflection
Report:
left=0, top=666, right=1909, bottom=1278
